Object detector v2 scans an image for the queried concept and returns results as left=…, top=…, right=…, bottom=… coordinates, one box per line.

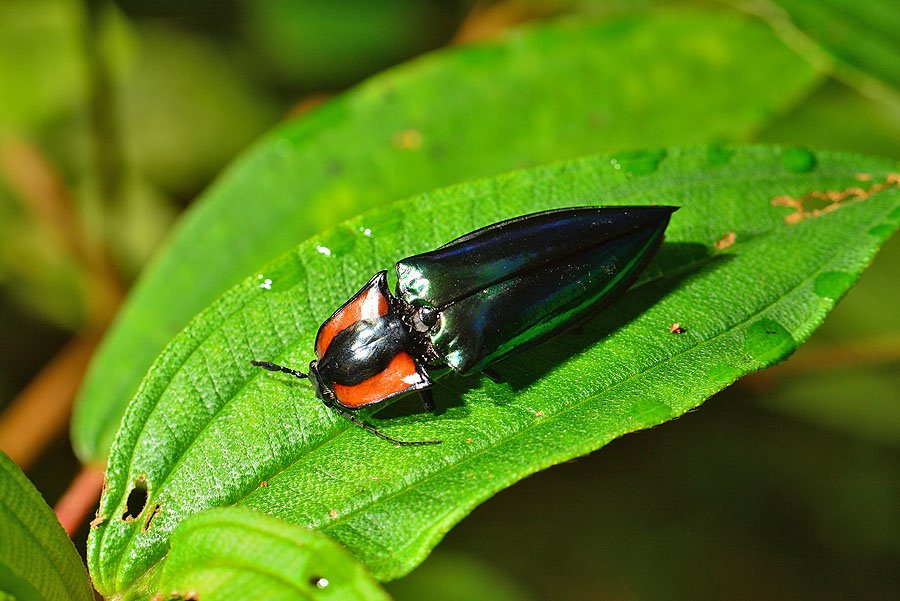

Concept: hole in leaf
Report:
left=122, top=479, right=148, bottom=521
left=310, top=576, right=330, bottom=589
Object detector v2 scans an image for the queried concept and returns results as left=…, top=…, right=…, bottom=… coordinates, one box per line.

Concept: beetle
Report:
left=253, top=205, right=677, bottom=445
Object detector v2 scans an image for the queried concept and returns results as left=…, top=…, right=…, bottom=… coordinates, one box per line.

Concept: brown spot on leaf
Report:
left=155, top=592, right=199, bottom=601
left=392, top=129, right=423, bottom=150
left=90, top=514, right=107, bottom=528
left=670, top=323, right=685, bottom=334
left=855, top=173, right=872, bottom=182
left=287, top=93, right=331, bottom=118
left=329, top=509, right=338, bottom=519
left=259, top=480, right=268, bottom=488
left=714, top=231, right=736, bottom=250
left=772, top=173, right=900, bottom=224
left=534, top=410, right=544, bottom=417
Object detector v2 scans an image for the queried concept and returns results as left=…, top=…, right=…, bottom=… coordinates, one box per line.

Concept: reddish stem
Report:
left=0, top=333, right=100, bottom=469
left=55, top=465, right=105, bottom=537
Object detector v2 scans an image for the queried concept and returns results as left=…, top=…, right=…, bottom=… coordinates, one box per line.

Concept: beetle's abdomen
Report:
left=396, top=206, right=676, bottom=373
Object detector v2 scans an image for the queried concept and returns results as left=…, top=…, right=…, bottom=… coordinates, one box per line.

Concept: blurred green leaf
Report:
left=754, top=361, right=900, bottom=446
left=87, top=146, right=900, bottom=597
left=387, top=550, right=535, bottom=601
left=0, top=0, right=85, bottom=132
left=739, top=0, right=900, bottom=98
left=73, top=10, right=822, bottom=464
left=100, top=173, right=180, bottom=281
left=118, top=23, right=282, bottom=196
left=239, top=0, right=467, bottom=90
left=0, top=188, right=87, bottom=329
left=0, top=450, right=92, bottom=601
left=150, top=507, right=390, bottom=601
left=757, top=79, right=900, bottom=160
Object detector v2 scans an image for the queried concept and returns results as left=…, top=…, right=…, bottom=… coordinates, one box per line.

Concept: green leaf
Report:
left=757, top=80, right=900, bottom=161
left=0, top=451, right=93, bottom=601
left=0, top=0, right=85, bottom=132
left=72, top=10, right=821, bottom=463
left=739, top=0, right=900, bottom=97
left=150, top=507, right=389, bottom=601
left=386, top=550, right=535, bottom=601
left=239, top=0, right=466, bottom=90
left=87, top=146, right=900, bottom=597
left=118, top=23, right=281, bottom=196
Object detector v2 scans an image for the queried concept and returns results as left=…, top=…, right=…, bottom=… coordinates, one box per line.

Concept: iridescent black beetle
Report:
left=254, top=205, right=677, bottom=445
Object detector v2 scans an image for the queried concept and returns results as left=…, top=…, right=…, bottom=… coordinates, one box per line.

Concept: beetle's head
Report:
left=306, top=359, right=333, bottom=401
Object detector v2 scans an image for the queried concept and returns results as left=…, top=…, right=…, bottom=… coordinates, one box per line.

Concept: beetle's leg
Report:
left=320, top=396, right=441, bottom=446
left=419, top=389, right=436, bottom=413
left=481, top=368, right=504, bottom=384
left=251, top=360, right=308, bottom=380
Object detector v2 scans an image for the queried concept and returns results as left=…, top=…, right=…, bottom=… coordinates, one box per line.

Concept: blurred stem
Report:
left=0, top=0, right=128, bottom=474
left=0, top=138, right=90, bottom=265
left=0, top=137, right=124, bottom=326
left=287, top=93, right=332, bottom=119
left=452, top=0, right=548, bottom=44
left=0, top=332, right=101, bottom=469
left=80, top=0, right=127, bottom=324
left=83, top=0, right=125, bottom=212
left=732, top=0, right=900, bottom=107
left=54, top=464, right=105, bottom=537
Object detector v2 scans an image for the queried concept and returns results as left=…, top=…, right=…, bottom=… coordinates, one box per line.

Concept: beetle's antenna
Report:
left=322, top=397, right=441, bottom=446
left=252, top=360, right=440, bottom=446
left=252, top=360, right=308, bottom=379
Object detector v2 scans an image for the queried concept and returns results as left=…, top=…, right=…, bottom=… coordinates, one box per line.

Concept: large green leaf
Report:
left=757, top=79, right=900, bottom=160
left=0, top=451, right=92, bottom=601
left=151, top=507, right=389, bottom=601
left=0, top=0, right=85, bottom=132
left=72, top=10, right=820, bottom=463
left=740, top=0, right=900, bottom=97
left=87, top=146, right=900, bottom=597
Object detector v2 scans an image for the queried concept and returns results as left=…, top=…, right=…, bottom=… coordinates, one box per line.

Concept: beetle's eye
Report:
left=417, top=305, right=438, bottom=328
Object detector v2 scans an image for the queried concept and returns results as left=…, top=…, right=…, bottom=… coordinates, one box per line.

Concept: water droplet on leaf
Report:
left=781, top=147, right=816, bottom=173
left=744, top=319, right=795, bottom=365
left=814, top=271, right=854, bottom=300
left=609, top=149, right=667, bottom=176
left=706, top=145, right=733, bottom=166
left=868, top=224, right=895, bottom=239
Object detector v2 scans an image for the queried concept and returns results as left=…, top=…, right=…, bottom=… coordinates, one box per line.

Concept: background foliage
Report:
left=0, top=0, right=898, bottom=599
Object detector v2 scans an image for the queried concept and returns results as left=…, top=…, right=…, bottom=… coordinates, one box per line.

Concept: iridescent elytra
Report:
left=254, top=205, right=677, bottom=445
